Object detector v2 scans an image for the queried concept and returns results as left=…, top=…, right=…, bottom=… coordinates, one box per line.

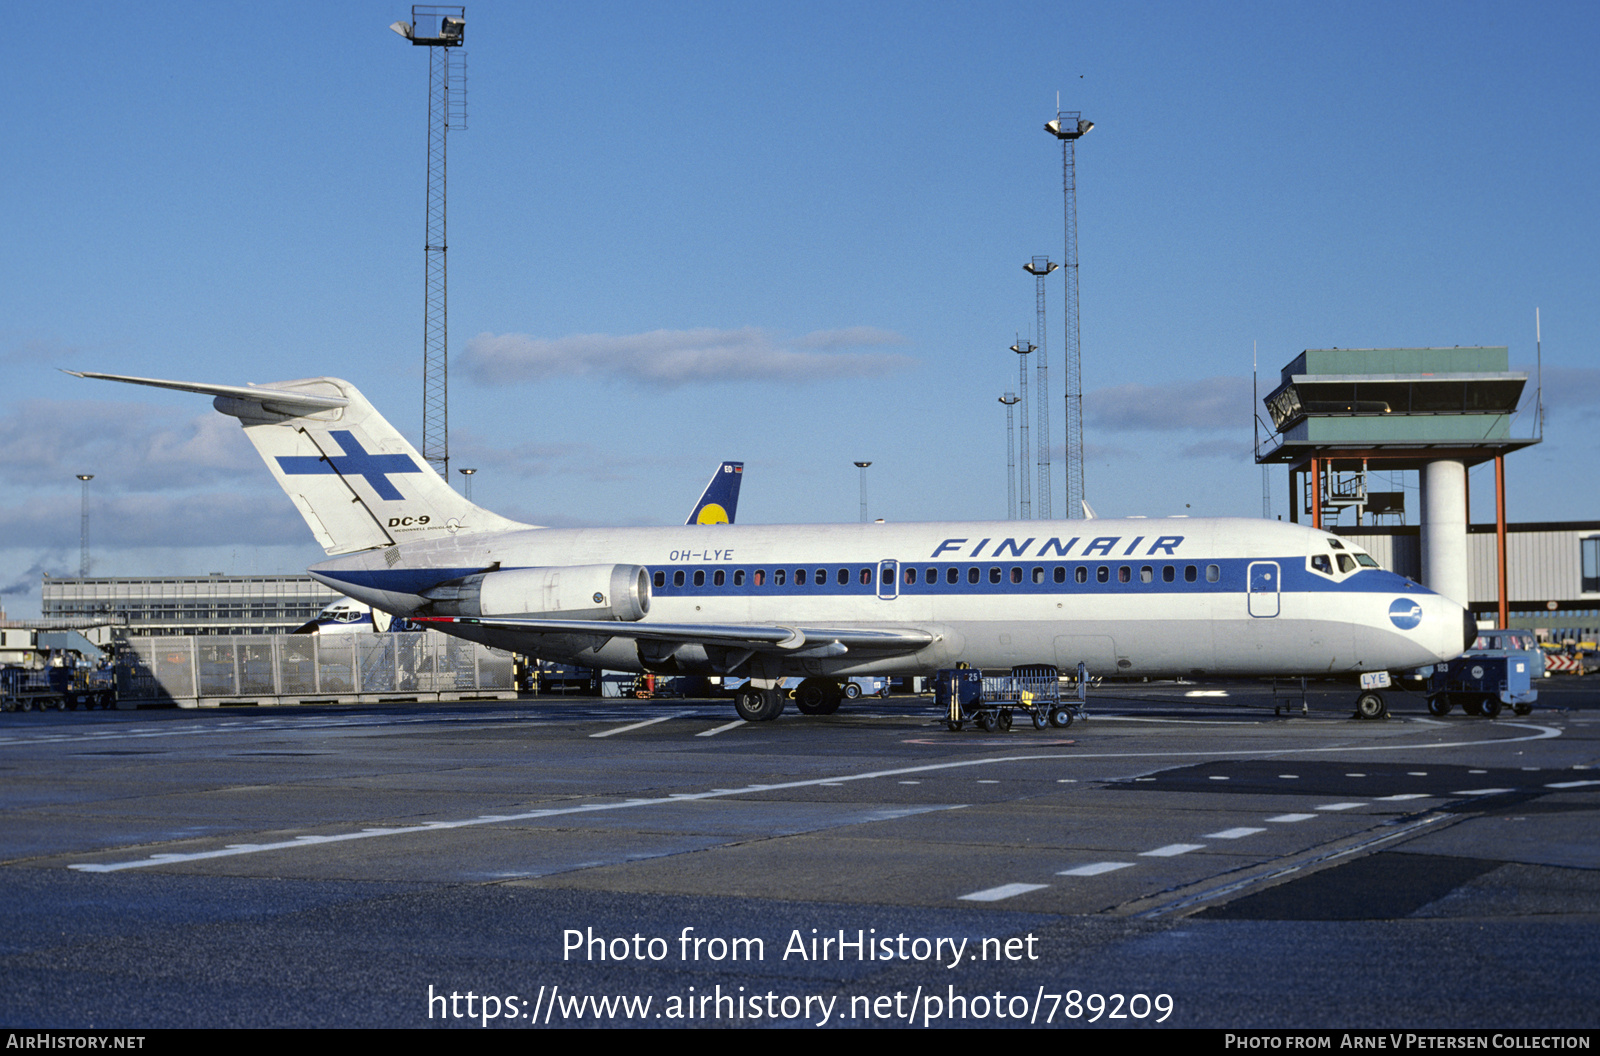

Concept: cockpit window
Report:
left=1336, top=554, right=1356, bottom=573
left=1311, top=554, right=1332, bottom=575
left=1328, top=539, right=1345, bottom=550
left=1354, top=553, right=1379, bottom=568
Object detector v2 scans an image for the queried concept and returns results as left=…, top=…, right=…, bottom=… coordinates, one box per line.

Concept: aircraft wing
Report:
left=416, top=615, right=933, bottom=657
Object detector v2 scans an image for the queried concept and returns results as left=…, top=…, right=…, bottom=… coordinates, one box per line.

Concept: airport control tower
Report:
left=1256, top=347, right=1539, bottom=624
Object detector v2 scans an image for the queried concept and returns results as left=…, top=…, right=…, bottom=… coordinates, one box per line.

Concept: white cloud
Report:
left=1085, top=376, right=1253, bottom=433
left=0, top=399, right=259, bottom=490
left=0, top=492, right=304, bottom=550
left=462, top=327, right=915, bottom=386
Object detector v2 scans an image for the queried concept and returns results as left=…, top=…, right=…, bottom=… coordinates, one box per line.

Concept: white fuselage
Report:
left=309, top=516, right=1469, bottom=680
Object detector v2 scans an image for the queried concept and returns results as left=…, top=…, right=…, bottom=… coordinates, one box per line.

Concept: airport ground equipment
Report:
left=1, top=653, right=115, bottom=712
left=937, top=664, right=1087, bottom=732
left=1424, top=653, right=1536, bottom=717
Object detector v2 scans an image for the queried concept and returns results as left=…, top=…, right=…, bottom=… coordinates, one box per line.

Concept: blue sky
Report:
left=3, top=2, right=1597, bottom=615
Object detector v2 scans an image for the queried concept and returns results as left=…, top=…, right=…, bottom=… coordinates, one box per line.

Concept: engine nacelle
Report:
left=423, top=564, right=650, bottom=621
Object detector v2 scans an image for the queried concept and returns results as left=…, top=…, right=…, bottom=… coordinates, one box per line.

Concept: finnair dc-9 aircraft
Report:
left=73, top=372, right=1472, bottom=721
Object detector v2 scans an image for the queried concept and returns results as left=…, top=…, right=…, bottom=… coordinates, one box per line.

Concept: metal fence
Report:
left=117, top=632, right=516, bottom=705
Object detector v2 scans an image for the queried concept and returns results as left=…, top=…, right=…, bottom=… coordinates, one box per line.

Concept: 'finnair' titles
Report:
left=70, top=371, right=1473, bottom=722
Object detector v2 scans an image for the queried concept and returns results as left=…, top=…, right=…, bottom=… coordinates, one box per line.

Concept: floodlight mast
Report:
left=1024, top=257, right=1058, bottom=519
left=1046, top=109, right=1091, bottom=519
left=393, top=6, right=467, bottom=482
left=1010, top=338, right=1035, bottom=519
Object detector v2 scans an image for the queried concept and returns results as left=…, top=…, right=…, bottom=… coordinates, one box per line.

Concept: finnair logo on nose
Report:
left=1389, top=598, right=1424, bottom=630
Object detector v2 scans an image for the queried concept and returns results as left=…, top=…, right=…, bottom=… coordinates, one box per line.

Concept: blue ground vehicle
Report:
left=1425, top=653, right=1536, bottom=717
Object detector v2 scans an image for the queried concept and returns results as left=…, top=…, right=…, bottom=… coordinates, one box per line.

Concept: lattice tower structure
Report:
left=999, top=393, right=1020, bottom=519
left=1025, top=257, right=1058, bottom=519
left=1010, top=340, right=1035, bottom=519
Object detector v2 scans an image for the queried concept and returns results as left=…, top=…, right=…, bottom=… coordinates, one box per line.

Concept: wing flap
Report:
left=415, top=615, right=934, bottom=655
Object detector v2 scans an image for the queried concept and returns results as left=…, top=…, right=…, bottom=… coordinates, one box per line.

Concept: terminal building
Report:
left=1259, top=346, right=1599, bottom=640
left=41, top=574, right=342, bottom=637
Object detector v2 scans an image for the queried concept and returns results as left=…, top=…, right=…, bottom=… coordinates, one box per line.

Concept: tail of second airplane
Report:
left=686, top=461, right=744, bottom=525
left=70, top=372, right=528, bottom=554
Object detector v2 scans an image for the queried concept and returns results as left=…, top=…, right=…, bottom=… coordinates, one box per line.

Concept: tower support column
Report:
left=1420, top=459, right=1469, bottom=606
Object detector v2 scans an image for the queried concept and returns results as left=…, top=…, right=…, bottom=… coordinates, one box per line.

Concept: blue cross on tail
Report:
left=276, top=430, right=422, bottom=501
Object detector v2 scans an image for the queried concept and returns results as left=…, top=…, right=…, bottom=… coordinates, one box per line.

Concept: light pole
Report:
left=76, top=474, right=93, bottom=577
left=1045, top=108, right=1092, bottom=519
left=1010, top=339, right=1035, bottom=518
left=854, top=462, right=871, bottom=523
left=458, top=467, right=477, bottom=500
left=999, top=394, right=1019, bottom=519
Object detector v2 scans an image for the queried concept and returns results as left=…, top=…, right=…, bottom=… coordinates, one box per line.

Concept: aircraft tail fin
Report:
left=685, top=461, right=744, bottom=525
left=69, top=372, right=528, bottom=554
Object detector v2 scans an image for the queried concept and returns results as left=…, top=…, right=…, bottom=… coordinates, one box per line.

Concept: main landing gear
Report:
left=794, top=677, right=843, bottom=715
left=733, top=685, right=786, bottom=722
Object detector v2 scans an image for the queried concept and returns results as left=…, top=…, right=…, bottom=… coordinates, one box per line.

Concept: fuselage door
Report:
left=877, top=559, right=899, bottom=600
left=1248, top=561, right=1281, bottom=618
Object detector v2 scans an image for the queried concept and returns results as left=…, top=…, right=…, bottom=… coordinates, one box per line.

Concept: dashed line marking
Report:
left=589, top=714, right=682, bottom=738
left=1376, top=793, right=1433, bottom=801
left=1315, top=802, right=1365, bottom=811
left=1058, top=862, right=1135, bottom=877
left=1267, top=813, right=1317, bottom=823
left=1204, top=827, right=1266, bottom=840
left=1141, top=843, right=1205, bottom=857
left=959, top=882, right=1048, bottom=902
left=695, top=720, right=746, bottom=738
left=1547, top=780, right=1600, bottom=789
left=1453, top=788, right=1514, bottom=796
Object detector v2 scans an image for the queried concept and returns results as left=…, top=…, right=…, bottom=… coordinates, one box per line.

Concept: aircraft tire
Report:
left=1049, top=706, right=1073, bottom=729
left=794, top=678, right=842, bottom=716
left=1355, top=692, right=1386, bottom=721
left=1427, top=695, right=1451, bottom=717
left=734, top=687, right=784, bottom=722
left=1480, top=695, right=1502, bottom=718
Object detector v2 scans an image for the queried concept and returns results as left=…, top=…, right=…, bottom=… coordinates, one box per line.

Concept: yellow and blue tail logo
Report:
left=687, top=462, right=743, bottom=525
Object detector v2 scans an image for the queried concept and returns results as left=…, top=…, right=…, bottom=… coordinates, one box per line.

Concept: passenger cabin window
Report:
left=754, top=570, right=765, bottom=586
left=989, top=567, right=1002, bottom=584
left=734, top=570, right=746, bottom=586
left=653, top=571, right=665, bottom=588
left=1096, top=566, right=1109, bottom=583
left=713, top=570, right=725, bottom=586
left=882, top=568, right=895, bottom=586
left=1010, top=567, right=1022, bottom=584
left=795, top=569, right=807, bottom=585
left=1075, top=566, right=1087, bottom=584
left=1140, top=566, right=1153, bottom=583
left=1118, top=566, right=1131, bottom=583
left=947, top=567, right=959, bottom=584
left=774, top=569, right=787, bottom=586
left=693, top=570, right=705, bottom=586
left=816, top=568, right=826, bottom=584
left=838, top=568, right=849, bottom=586
left=1033, top=567, right=1045, bottom=584
left=673, top=570, right=685, bottom=587
left=905, top=567, right=917, bottom=585
left=968, top=567, right=980, bottom=584
left=1185, top=565, right=1198, bottom=583
left=860, top=568, right=872, bottom=585
left=1162, top=565, right=1175, bottom=583
left=1054, top=566, right=1066, bottom=583
left=925, top=568, right=937, bottom=584
left=1206, top=564, right=1221, bottom=582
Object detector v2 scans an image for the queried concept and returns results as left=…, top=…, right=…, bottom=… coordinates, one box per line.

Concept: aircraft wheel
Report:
left=794, top=678, right=842, bottom=716
left=976, top=711, right=995, bottom=732
left=734, top=687, right=784, bottom=722
left=1480, top=696, right=1503, bottom=718
left=843, top=682, right=862, bottom=700
left=1355, top=692, right=1386, bottom=721
left=1049, top=706, right=1074, bottom=729
left=1032, top=709, right=1049, bottom=730
left=1460, top=695, right=1483, bottom=716
left=1427, top=695, right=1451, bottom=717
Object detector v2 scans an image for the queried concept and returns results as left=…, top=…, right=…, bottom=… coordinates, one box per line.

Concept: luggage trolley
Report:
left=937, top=664, right=1088, bottom=732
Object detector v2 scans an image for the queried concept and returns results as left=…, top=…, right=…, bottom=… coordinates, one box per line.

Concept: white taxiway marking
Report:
left=1376, top=793, right=1433, bottom=801
left=1452, top=788, right=1514, bottom=796
left=1316, top=802, right=1365, bottom=811
left=1183, top=691, right=1229, bottom=698
left=1266, top=813, right=1317, bottom=823
left=1057, top=862, right=1134, bottom=877
left=695, top=720, right=747, bottom=738
left=64, top=722, right=1564, bottom=873
left=959, top=883, right=1048, bottom=902
left=1204, top=827, right=1266, bottom=839
left=1546, top=780, right=1600, bottom=789
left=1141, top=843, right=1205, bottom=857
left=590, top=714, right=683, bottom=738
